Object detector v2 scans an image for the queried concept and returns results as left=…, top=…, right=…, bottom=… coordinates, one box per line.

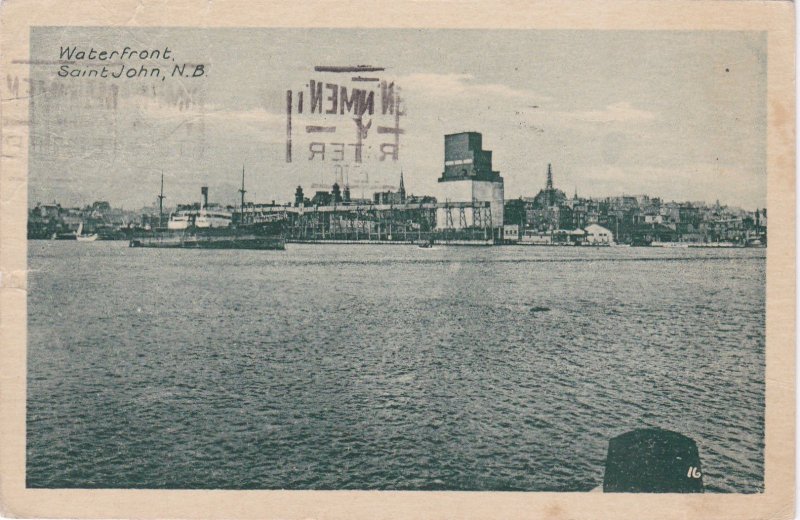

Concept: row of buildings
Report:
left=503, top=163, right=767, bottom=246
left=28, top=131, right=767, bottom=246
left=27, top=201, right=143, bottom=239
left=297, top=172, right=436, bottom=208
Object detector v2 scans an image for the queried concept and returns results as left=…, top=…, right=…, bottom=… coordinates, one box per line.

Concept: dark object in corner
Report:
left=603, top=428, right=704, bottom=493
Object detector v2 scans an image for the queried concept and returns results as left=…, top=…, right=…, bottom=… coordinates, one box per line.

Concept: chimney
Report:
left=201, top=186, right=208, bottom=208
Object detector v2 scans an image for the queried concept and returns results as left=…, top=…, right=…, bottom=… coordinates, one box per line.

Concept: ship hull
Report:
left=130, top=235, right=285, bottom=250
left=129, top=223, right=285, bottom=250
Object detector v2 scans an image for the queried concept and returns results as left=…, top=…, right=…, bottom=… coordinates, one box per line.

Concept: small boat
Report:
left=75, top=222, right=99, bottom=242
left=417, top=241, right=433, bottom=248
left=687, top=241, right=740, bottom=248
left=650, top=241, right=689, bottom=248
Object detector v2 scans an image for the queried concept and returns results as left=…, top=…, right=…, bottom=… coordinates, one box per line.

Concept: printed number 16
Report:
left=687, top=466, right=702, bottom=478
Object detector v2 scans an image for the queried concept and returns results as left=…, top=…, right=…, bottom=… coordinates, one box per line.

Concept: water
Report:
left=26, top=242, right=765, bottom=492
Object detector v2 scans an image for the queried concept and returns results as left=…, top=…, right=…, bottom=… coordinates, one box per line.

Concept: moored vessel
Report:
left=129, top=172, right=286, bottom=250
left=129, top=224, right=286, bottom=250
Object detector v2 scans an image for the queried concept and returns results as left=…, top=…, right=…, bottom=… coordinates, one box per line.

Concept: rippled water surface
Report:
left=27, top=242, right=765, bottom=492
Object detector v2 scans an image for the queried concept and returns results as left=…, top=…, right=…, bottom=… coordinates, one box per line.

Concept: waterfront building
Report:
left=372, top=171, right=408, bottom=205
left=504, top=197, right=526, bottom=226
left=436, top=132, right=504, bottom=230
left=373, top=191, right=404, bottom=204
left=311, top=191, right=333, bottom=206
left=584, top=223, right=614, bottom=245
left=309, top=182, right=347, bottom=206
left=519, top=230, right=551, bottom=245
left=531, top=164, right=567, bottom=209
left=331, top=183, right=342, bottom=204
left=525, top=165, right=573, bottom=231
left=346, top=197, right=372, bottom=205
left=502, top=224, right=520, bottom=243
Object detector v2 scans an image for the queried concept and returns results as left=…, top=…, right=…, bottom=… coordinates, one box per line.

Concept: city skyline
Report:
left=30, top=163, right=764, bottom=214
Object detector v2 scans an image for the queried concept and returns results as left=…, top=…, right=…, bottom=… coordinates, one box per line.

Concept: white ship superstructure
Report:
left=166, top=186, right=232, bottom=229
left=194, top=208, right=232, bottom=228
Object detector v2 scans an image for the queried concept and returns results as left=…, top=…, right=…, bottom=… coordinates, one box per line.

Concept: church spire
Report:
left=546, top=163, right=553, bottom=190
left=399, top=169, right=406, bottom=202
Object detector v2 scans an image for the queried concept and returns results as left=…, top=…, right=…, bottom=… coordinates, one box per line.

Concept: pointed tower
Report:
left=343, top=166, right=351, bottom=204
left=398, top=169, right=406, bottom=203
left=238, top=165, right=247, bottom=222
left=157, top=172, right=165, bottom=227
left=545, top=163, right=555, bottom=206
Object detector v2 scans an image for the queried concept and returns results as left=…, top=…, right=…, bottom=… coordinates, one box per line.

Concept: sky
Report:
left=30, top=27, right=767, bottom=210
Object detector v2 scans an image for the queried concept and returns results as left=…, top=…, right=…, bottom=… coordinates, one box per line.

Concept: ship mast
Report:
left=157, top=171, right=165, bottom=228
left=238, top=165, right=246, bottom=224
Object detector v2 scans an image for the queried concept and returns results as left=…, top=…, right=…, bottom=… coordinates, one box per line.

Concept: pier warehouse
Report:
left=436, top=132, right=504, bottom=234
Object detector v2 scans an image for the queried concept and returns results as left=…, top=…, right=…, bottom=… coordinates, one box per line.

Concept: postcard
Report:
left=0, top=1, right=794, bottom=518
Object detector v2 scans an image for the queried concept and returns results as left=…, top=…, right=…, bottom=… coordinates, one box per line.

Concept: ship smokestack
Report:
left=201, top=186, right=208, bottom=209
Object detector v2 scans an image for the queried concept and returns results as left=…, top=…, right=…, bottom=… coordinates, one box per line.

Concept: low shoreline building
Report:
left=584, top=224, right=614, bottom=245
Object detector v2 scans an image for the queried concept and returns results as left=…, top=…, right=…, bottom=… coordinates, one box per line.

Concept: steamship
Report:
left=130, top=178, right=286, bottom=250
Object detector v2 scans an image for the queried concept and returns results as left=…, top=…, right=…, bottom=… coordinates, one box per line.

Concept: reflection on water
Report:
left=27, top=242, right=765, bottom=491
